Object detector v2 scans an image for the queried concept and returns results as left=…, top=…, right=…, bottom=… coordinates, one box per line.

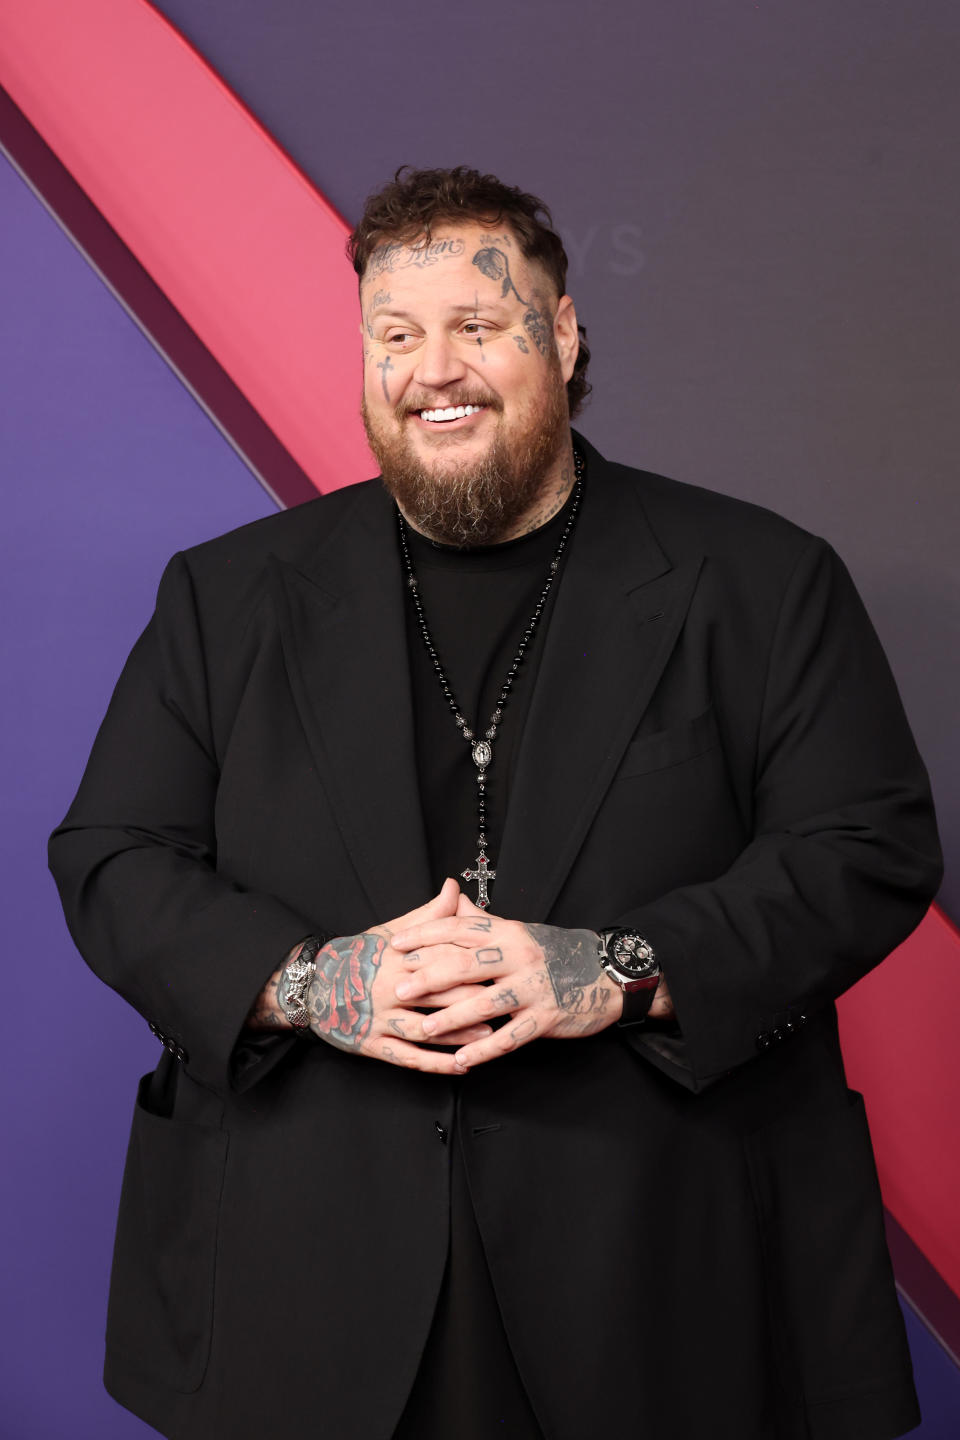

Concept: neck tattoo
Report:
left=397, top=449, right=584, bottom=908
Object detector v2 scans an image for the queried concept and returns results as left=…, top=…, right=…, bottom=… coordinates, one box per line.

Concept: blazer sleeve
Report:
left=49, top=552, right=319, bottom=1096
left=615, top=536, right=942, bottom=1092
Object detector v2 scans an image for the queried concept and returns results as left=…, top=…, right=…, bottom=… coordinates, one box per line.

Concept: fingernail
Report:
left=421, top=1017, right=436, bottom=1034
left=455, top=1050, right=469, bottom=1066
left=396, top=982, right=412, bottom=998
left=454, top=1062, right=468, bottom=1074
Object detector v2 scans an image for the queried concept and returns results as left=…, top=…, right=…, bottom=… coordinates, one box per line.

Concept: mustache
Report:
left=396, top=391, right=502, bottom=419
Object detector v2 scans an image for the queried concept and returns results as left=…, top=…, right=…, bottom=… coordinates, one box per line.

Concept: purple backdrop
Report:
left=156, top=0, right=960, bottom=922
left=0, top=154, right=275, bottom=1437
left=3, top=0, right=960, bottom=1429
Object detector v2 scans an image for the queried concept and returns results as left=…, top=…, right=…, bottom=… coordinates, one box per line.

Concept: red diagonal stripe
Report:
left=838, top=904, right=960, bottom=1304
left=0, top=0, right=372, bottom=494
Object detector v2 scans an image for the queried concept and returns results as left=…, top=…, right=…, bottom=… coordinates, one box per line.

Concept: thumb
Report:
left=433, top=875, right=461, bottom=915
left=392, top=877, right=460, bottom=930
left=457, top=889, right=484, bottom=916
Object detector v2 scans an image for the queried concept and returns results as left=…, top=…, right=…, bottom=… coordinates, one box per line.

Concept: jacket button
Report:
left=797, top=1013, right=808, bottom=1026
left=771, top=1028, right=784, bottom=1043
left=756, top=1033, right=771, bottom=1051
left=175, top=1046, right=188, bottom=1063
left=148, top=1021, right=159, bottom=1036
left=434, top=1122, right=448, bottom=1145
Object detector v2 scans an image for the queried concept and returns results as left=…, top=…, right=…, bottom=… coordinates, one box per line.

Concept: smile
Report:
left=417, top=404, right=487, bottom=424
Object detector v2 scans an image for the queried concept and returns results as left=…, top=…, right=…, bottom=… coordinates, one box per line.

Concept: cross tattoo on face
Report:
left=462, top=852, right=497, bottom=909
left=376, top=353, right=394, bottom=402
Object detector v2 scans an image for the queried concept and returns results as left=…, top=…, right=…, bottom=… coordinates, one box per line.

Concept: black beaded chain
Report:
left=396, top=449, right=584, bottom=907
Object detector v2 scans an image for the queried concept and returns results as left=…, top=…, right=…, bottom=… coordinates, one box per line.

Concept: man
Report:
left=50, top=167, right=941, bottom=1440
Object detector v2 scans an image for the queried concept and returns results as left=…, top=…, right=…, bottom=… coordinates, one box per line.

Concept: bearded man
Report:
left=50, top=166, right=941, bottom=1440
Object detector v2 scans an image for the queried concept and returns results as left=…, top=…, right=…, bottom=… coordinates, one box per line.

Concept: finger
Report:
left=456, top=890, right=486, bottom=916
left=370, top=1036, right=467, bottom=1075
left=381, top=1011, right=493, bottom=1045
left=438, top=1024, right=495, bottom=1046
left=396, top=948, right=503, bottom=1001
left=420, top=987, right=520, bottom=1039
left=410, top=983, right=492, bottom=1007
left=401, top=940, right=503, bottom=974
left=388, top=878, right=461, bottom=933
left=453, top=1011, right=542, bottom=1071
left=393, top=911, right=499, bottom=951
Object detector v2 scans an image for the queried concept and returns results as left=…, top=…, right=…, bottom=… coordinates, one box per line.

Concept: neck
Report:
left=498, top=438, right=577, bottom=541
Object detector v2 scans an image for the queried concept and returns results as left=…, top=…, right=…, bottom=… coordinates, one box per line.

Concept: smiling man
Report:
left=359, top=218, right=577, bottom=546
left=50, top=167, right=941, bottom=1440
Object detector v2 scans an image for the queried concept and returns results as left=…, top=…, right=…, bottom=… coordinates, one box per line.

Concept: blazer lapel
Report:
left=493, top=451, right=703, bottom=921
left=269, top=489, right=433, bottom=922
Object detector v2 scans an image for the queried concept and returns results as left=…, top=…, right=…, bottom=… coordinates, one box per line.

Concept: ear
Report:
left=554, top=295, right=580, bottom=384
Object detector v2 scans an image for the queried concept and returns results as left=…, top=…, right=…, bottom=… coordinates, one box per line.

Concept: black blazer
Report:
left=50, top=436, right=941, bottom=1440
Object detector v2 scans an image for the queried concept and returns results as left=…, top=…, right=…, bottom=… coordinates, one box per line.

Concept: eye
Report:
left=460, top=321, right=493, bottom=337
left=383, top=329, right=420, bottom=350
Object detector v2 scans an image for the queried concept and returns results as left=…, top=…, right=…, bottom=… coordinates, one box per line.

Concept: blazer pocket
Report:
left=106, top=1073, right=228, bottom=1393
left=618, top=705, right=720, bottom=778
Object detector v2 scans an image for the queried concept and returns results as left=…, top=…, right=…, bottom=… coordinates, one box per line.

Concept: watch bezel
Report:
left=596, top=928, right=660, bottom=1001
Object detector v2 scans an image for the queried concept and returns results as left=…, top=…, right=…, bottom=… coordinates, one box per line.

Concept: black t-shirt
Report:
left=393, top=499, right=577, bottom=1440
left=404, top=492, right=575, bottom=897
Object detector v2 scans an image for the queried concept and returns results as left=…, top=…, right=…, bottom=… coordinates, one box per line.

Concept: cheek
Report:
left=363, top=351, right=403, bottom=409
left=481, top=346, right=531, bottom=390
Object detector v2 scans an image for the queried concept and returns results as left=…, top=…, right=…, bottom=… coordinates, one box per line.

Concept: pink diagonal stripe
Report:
left=0, top=0, right=373, bottom=494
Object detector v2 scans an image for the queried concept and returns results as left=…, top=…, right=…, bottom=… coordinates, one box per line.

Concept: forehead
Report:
left=360, top=221, right=544, bottom=306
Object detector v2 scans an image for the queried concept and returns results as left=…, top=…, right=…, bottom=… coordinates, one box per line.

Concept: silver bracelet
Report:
left=279, top=936, right=324, bottom=1028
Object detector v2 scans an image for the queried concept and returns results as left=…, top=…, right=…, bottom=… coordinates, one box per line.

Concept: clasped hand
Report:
left=358, top=880, right=623, bottom=1074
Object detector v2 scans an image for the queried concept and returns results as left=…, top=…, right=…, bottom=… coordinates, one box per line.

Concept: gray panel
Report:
left=155, top=0, right=959, bottom=913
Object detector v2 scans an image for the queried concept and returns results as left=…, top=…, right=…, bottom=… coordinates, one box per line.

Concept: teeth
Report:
left=420, top=404, right=484, bottom=422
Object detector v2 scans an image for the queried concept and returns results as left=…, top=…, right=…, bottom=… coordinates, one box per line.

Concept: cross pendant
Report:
left=462, top=851, right=497, bottom=910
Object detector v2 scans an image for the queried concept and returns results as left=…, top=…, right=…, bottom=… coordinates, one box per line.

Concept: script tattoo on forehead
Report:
left=472, top=245, right=528, bottom=305
left=367, top=236, right=466, bottom=278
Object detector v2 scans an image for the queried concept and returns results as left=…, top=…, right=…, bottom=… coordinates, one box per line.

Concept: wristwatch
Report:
left=279, top=936, right=324, bottom=1028
left=596, top=928, right=660, bottom=1018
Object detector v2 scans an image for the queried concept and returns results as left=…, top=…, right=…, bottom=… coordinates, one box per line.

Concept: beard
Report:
left=362, top=363, right=570, bottom=547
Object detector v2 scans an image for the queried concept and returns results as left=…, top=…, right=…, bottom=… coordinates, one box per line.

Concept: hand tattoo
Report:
left=524, top=925, right=610, bottom=1023
left=306, top=934, right=385, bottom=1051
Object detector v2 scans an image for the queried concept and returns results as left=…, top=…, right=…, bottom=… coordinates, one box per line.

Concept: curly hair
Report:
left=348, top=166, right=591, bottom=417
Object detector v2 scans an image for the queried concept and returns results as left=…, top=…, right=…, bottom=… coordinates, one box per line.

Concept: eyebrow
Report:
left=368, top=299, right=514, bottom=321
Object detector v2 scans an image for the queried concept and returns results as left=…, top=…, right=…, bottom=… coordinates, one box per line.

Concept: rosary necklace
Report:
left=397, top=449, right=584, bottom=908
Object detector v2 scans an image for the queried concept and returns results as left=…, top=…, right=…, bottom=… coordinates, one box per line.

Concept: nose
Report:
left=412, top=328, right=468, bottom=393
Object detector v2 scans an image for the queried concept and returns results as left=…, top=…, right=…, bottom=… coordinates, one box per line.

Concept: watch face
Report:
left=610, top=931, right=657, bottom=977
